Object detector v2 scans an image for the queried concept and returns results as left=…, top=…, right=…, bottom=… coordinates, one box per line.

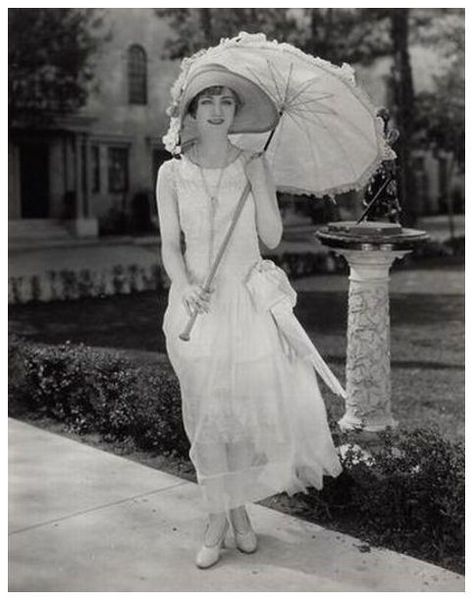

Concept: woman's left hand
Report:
left=244, top=152, right=265, bottom=186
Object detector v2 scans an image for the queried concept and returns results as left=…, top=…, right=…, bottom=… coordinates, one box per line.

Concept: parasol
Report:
left=166, top=31, right=395, bottom=199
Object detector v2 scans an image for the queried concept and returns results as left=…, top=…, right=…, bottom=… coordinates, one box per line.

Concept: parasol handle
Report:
left=179, top=115, right=281, bottom=342
left=263, top=110, right=283, bottom=152
left=179, top=181, right=252, bottom=341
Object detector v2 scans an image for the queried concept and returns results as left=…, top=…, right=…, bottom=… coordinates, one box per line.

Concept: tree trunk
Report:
left=198, top=8, right=214, bottom=45
left=390, top=8, right=417, bottom=227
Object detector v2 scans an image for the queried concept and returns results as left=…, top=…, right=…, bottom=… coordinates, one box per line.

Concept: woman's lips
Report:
left=208, top=119, right=224, bottom=124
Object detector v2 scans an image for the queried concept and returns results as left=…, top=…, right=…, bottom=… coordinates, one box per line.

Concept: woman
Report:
left=157, top=63, right=342, bottom=569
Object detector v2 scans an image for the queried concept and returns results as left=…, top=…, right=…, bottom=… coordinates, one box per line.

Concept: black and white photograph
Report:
left=7, top=5, right=465, bottom=592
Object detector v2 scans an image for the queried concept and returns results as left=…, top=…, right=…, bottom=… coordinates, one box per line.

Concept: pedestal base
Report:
left=338, top=412, right=398, bottom=433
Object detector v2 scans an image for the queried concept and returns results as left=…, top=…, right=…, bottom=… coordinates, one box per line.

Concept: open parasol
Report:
left=167, top=31, right=395, bottom=199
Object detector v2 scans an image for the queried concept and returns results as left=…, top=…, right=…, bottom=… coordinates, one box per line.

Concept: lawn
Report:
left=9, top=280, right=464, bottom=442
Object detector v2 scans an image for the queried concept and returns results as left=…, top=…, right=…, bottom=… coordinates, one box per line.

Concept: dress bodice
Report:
left=171, top=154, right=261, bottom=284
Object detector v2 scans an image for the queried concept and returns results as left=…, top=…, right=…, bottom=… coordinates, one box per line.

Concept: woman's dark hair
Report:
left=188, top=86, right=241, bottom=118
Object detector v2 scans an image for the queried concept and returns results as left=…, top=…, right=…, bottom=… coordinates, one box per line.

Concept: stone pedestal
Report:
left=337, top=248, right=408, bottom=431
left=317, top=222, right=429, bottom=434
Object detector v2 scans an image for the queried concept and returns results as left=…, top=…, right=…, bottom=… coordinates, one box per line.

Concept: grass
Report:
left=9, top=279, right=464, bottom=442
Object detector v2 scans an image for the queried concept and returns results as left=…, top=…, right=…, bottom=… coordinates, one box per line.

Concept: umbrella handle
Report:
left=178, top=308, right=199, bottom=342
left=179, top=181, right=252, bottom=342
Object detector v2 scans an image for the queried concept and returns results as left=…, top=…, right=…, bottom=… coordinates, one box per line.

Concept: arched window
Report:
left=128, top=45, right=147, bottom=105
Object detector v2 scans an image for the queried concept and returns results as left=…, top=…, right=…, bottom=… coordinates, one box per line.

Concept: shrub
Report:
left=298, top=427, right=464, bottom=572
left=8, top=336, right=189, bottom=458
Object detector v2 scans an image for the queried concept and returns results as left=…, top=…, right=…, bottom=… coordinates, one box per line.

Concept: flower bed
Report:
left=8, top=251, right=344, bottom=305
left=8, top=336, right=464, bottom=573
left=8, top=264, right=169, bottom=305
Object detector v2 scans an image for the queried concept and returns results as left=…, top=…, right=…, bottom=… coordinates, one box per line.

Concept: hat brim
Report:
left=179, top=64, right=280, bottom=150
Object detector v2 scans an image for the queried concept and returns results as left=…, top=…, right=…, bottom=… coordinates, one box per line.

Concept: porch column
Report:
left=74, top=133, right=85, bottom=220
left=72, top=132, right=98, bottom=237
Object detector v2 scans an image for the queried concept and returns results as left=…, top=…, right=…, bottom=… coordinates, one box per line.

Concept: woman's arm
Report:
left=156, top=161, right=212, bottom=315
left=156, top=161, right=189, bottom=289
left=245, top=154, right=283, bottom=249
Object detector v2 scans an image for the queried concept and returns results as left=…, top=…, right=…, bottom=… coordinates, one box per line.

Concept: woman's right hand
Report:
left=181, top=283, right=212, bottom=316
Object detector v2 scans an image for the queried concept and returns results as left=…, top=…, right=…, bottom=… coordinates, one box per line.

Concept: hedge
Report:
left=8, top=336, right=464, bottom=573
left=8, top=335, right=188, bottom=457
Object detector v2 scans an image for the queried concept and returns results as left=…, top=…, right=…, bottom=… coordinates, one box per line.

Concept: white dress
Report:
left=158, top=153, right=342, bottom=515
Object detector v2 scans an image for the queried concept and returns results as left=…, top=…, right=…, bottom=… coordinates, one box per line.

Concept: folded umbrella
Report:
left=246, top=259, right=347, bottom=398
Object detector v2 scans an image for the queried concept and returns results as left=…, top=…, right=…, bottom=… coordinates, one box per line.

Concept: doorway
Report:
left=19, top=142, right=50, bottom=218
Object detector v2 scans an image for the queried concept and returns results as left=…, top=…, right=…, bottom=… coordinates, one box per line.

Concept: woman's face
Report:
left=193, top=86, right=237, bottom=135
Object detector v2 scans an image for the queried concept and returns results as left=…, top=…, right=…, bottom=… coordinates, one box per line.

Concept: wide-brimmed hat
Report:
left=177, top=63, right=279, bottom=151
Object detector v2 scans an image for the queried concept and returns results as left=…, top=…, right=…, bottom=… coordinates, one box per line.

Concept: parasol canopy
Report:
left=168, top=32, right=395, bottom=199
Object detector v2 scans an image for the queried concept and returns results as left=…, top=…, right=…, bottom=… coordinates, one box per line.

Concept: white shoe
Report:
left=230, top=506, right=257, bottom=554
left=195, top=518, right=229, bottom=569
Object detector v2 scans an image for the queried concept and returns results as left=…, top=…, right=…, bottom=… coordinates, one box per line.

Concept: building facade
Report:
left=9, top=8, right=179, bottom=239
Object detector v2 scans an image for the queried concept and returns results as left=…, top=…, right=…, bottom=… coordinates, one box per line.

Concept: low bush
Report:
left=8, top=335, right=188, bottom=457
left=300, top=427, right=464, bottom=572
left=8, top=336, right=464, bottom=572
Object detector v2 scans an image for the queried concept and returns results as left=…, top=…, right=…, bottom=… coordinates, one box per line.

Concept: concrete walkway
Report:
left=9, top=418, right=464, bottom=592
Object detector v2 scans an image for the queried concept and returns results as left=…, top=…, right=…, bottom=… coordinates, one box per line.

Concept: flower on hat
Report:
left=162, top=116, right=181, bottom=155
left=162, top=46, right=215, bottom=154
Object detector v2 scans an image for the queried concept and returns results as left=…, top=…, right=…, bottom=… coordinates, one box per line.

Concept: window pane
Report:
left=128, top=45, right=147, bottom=105
left=108, top=147, right=129, bottom=193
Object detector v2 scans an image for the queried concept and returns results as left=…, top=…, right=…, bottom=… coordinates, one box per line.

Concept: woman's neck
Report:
left=193, top=136, right=232, bottom=168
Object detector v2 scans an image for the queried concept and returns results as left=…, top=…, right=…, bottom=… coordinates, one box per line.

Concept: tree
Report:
left=412, top=9, right=464, bottom=233
left=298, top=8, right=391, bottom=65
left=412, top=9, right=464, bottom=168
left=156, top=8, right=300, bottom=58
left=389, top=9, right=417, bottom=226
left=9, top=8, right=106, bottom=125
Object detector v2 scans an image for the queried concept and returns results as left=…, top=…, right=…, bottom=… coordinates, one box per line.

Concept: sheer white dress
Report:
left=157, top=152, right=342, bottom=515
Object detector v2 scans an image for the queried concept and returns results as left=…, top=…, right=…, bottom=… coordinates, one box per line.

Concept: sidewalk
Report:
left=9, top=418, right=464, bottom=592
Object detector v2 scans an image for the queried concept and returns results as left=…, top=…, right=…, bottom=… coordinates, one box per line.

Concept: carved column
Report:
left=337, top=248, right=409, bottom=432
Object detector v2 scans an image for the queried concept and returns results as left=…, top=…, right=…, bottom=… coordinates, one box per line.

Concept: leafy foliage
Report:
left=300, top=427, right=464, bottom=573
left=9, top=8, right=107, bottom=124
left=412, top=10, right=465, bottom=168
left=9, top=336, right=188, bottom=456
left=156, top=8, right=392, bottom=65
left=156, top=8, right=299, bottom=60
